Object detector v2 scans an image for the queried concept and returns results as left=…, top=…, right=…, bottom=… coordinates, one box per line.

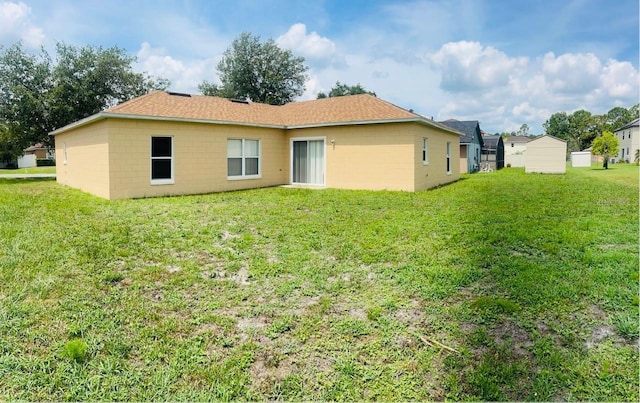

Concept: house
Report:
left=438, top=120, right=483, bottom=173
left=50, top=91, right=463, bottom=200
left=525, top=135, right=567, bottom=174
left=503, top=135, right=530, bottom=167
left=481, top=135, right=504, bottom=170
left=24, top=143, right=55, bottom=160
left=612, top=118, right=639, bottom=163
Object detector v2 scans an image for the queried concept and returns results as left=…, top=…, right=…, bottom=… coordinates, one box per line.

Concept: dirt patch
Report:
left=586, top=325, right=616, bottom=349
left=492, top=320, right=534, bottom=358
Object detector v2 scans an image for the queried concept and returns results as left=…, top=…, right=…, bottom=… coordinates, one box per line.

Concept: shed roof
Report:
left=51, top=91, right=462, bottom=136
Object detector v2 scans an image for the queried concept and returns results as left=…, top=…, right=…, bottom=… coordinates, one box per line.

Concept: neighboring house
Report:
left=24, top=143, right=55, bottom=160
left=51, top=91, right=463, bottom=200
left=525, top=135, right=567, bottom=174
left=438, top=119, right=483, bottom=173
left=612, top=118, right=639, bottom=163
left=503, top=135, right=530, bottom=167
left=481, top=135, right=504, bottom=170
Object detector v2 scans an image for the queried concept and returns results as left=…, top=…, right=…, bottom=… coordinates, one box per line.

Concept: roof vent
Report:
left=230, top=98, right=250, bottom=104
left=166, top=91, right=191, bottom=97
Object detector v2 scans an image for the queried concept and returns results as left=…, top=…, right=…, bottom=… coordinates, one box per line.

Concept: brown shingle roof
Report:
left=107, top=91, right=285, bottom=126
left=52, top=91, right=462, bottom=135
left=106, top=91, right=419, bottom=127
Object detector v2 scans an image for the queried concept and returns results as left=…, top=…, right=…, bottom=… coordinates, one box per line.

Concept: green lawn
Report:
left=0, top=165, right=637, bottom=401
left=0, top=166, right=56, bottom=175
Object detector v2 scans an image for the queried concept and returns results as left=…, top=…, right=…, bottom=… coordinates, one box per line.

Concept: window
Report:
left=228, top=139, right=260, bottom=179
left=446, top=142, right=451, bottom=173
left=422, top=138, right=429, bottom=164
left=151, top=136, right=173, bottom=184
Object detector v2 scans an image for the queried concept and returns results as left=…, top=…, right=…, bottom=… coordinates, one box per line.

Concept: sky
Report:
left=0, top=0, right=638, bottom=134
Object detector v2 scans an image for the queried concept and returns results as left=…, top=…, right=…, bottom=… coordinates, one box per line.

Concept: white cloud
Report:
left=135, top=42, right=218, bottom=94
left=426, top=41, right=528, bottom=92
left=276, top=23, right=342, bottom=66
left=0, top=1, right=44, bottom=47
left=600, top=59, right=638, bottom=98
left=541, top=52, right=602, bottom=94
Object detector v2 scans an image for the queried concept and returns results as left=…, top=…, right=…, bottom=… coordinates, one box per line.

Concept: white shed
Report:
left=525, top=135, right=567, bottom=174
left=570, top=151, right=592, bottom=167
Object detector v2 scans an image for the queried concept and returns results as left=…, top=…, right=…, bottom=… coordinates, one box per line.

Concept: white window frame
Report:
left=446, top=141, right=452, bottom=174
left=227, top=138, right=261, bottom=180
left=422, top=138, right=429, bottom=165
left=150, top=136, right=174, bottom=185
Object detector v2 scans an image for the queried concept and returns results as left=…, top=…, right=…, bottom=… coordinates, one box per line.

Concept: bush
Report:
left=36, top=158, right=56, bottom=167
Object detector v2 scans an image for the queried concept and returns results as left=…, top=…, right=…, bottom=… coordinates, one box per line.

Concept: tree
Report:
left=199, top=32, right=308, bottom=105
left=567, top=109, right=595, bottom=152
left=0, top=42, right=168, bottom=160
left=316, top=81, right=376, bottom=99
left=591, top=131, right=620, bottom=169
left=603, top=106, right=632, bottom=132
left=543, top=112, right=570, bottom=141
left=516, top=124, right=530, bottom=137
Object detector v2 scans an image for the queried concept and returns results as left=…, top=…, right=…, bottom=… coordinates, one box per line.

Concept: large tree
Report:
left=543, top=111, right=570, bottom=141
left=199, top=32, right=308, bottom=105
left=0, top=42, right=168, bottom=160
left=316, top=81, right=376, bottom=99
left=591, top=131, right=619, bottom=169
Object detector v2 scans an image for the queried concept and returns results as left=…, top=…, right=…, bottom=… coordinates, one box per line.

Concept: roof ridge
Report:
left=108, top=90, right=164, bottom=112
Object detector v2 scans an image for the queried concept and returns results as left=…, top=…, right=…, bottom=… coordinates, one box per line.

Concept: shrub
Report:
left=36, top=158, right=56, bottom=167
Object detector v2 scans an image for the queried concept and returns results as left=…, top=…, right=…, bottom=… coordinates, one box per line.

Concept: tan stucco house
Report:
left=50, top=91, right=462, bottom=200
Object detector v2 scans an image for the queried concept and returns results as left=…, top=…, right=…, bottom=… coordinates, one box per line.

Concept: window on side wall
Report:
left=446, top=142, right=451, bottom=173
left=422, top=138, right=429, bottom=164
left=151, top=136, right=174, bottom=185
left=228, top=139, right=261, bottom=179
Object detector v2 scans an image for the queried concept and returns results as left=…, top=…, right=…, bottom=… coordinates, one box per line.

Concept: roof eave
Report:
left=50, top=112, right=286, bottom=135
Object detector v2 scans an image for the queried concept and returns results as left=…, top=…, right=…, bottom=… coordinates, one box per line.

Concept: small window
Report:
left=151, top=136, right=173, bottom=184
left=511, top=143, right=514, bottom=147
left=422, top=138, right=429, bottom=164
left=228, top=139, right=261, bottom=179
left=446, top=142, right=451, bottom=173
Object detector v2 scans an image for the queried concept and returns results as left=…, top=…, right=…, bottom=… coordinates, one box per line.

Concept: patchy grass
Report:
left=0, top=166, right=56, bottom=174
left=0, top=164, right=637, bottom=401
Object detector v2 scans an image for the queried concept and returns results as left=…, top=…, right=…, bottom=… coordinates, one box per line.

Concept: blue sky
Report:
left=1, top=0, right=638, bottom=133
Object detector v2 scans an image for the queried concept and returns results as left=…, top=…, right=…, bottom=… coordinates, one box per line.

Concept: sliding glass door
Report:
left=292, top=139, right=325, bottom=185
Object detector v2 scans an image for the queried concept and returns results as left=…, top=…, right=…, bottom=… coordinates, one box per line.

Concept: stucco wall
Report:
left=414, top=125, right=460, bottom=190
left=525, top=136, right=567, bottom=174
left=288, top=123, right=416, bottom=191
left=107, top=119, right=288, bottom=199
left=54, top=120, right=111, bottom=199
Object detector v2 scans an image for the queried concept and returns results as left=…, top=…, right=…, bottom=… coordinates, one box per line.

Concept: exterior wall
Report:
left=288, top=123, right=416, bottom=191
left=459, top=144, right=468, bottom=174
left=613, top=124, right=639, bottom=163
left=570, top=151, right=591, bottom=167
left=414, top=124, right=461, bottom=190
left=107, top=119, right=288, bottom=200
left=505, top=141, right=527, bottom=167
left=525, top=136, right=567, bottom=174
left=466, top=140, right=481, bottom=173
left=54, top=120, right=111, bottom=199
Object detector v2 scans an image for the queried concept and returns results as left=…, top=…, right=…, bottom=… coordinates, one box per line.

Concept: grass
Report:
left=0, top=166, right=56, bottom=174
left=0, top=164, right=638, bottom=401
